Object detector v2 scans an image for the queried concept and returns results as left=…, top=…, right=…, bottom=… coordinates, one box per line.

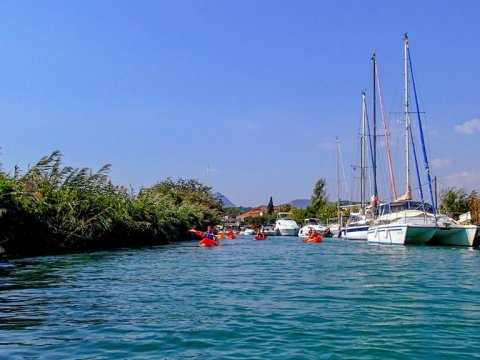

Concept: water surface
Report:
left=1, top=236, right=479, bottom=359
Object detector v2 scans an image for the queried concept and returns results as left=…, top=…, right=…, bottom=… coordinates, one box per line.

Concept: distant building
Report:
left=236, top=205, right=282, bottom=221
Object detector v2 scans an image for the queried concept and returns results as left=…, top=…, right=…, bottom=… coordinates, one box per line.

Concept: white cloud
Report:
left=431, top=158, right=451, bottom=168
left=454, top=118, right=480, bottom=134
left=443, top=170, right=480, bottom=189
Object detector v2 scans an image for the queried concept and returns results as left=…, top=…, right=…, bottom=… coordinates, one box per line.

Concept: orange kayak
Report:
left=199, top=238, right=219, bottom=247
left=303, top=236, right=322, bottom=243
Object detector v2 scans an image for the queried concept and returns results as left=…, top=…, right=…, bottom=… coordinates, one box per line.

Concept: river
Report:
left=1, top=236, right=479, bottom=359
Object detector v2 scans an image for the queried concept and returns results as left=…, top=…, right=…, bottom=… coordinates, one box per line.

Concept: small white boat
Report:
left=261, top=224, right=277, bottom=236
left=298, top=218, right=326, bottom=238
left=343, top=220, right=369, bottom=240
left=241, top=227, right=256, bottom=236
left=274, top=212, right=300, bottom=236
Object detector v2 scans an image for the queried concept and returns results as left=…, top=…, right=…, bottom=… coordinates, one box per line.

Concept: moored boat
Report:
left=368, top=34, right=440, bottom=246
left=261, top=224, right=277, bottom=236
left=241, top=227, right=256, bottom=236
left=367, top=201, right=437, bottom=245
left=274, top=212, right=300, bottom=236
left=298, top=218, right=326, bottom=238
left=344, top=92, right=371, bottom=241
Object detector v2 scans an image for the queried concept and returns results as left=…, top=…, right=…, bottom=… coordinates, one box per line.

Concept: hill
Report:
left=214, top=192, right=237, bottom=208
left=289, top=199, right=311, bottom=209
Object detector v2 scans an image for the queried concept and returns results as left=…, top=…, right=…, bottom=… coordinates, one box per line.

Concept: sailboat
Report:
left=344, top=91, right=371, bottom=240
left=367, top=34, right=439, bottom=245
left=345, top=51, right=394, bottom=240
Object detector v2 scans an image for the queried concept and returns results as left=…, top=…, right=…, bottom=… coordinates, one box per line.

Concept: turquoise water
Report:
left=1, top=236, right=480, bottom=359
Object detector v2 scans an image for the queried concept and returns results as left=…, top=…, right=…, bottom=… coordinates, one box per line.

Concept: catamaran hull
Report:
left=344, top=225, right=369, bottom=241
left=367, top=224, right=436, bottom=245
left=429, top=225, right=479, bottom=247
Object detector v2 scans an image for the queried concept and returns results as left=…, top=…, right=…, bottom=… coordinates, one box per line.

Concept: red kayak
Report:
left=198, top=238, right=219, bottom=247
left=254, top=234, right=266, bottom=241
left=303, top=236, right=322, bottom=243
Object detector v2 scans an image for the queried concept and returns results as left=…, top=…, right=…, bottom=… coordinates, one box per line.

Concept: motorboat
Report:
left=261, top=224, right=277, bottom=236
left=298, top=218, right=326, bottom=238
left=241, top=226, right=256, bottom=236
left=274, top=212, right=300, bottom=236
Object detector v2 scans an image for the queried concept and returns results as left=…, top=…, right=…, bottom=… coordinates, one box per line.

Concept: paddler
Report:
left=203, top=225, right=217, bottom=240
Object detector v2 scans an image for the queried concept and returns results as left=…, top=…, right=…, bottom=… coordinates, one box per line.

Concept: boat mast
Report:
left=336, top=137, right=341, bottom=224
left=407, top=38, right=437, bottom=216
left=402, top=33, right=412, bottom=200
left=371, top=52, right=378, bottom=204
left=361, top=91, right=367, bottom=214
left=375, top=59, right=397, bottom=200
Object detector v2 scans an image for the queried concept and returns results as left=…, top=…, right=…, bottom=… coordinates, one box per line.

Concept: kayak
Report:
left=254, top=234, right=266, bottom=241
left=199, top=238, right=219, bottom=247
left=303, top=236, right=322, bottom=243
left=226, top=232, right=236, bottom=239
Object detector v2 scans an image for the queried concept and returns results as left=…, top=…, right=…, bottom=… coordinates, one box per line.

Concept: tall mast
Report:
left=361, top=91, right=367, bottom=213
left=408, top=37, right=437, bottom=216
left=403, top=33, right=412, bottom=200
left=336, top=137, right=341, bottom=224
left=372, top=52, right=378, bottom=203
left=375, top=59, right=397, bottom=200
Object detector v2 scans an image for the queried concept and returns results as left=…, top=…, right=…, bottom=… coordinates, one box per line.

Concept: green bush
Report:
left=0, top=151, right=223, bottom=257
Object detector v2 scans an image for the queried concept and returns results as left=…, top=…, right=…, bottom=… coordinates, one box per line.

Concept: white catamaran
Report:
left=368, top=34, right=440, bottom=245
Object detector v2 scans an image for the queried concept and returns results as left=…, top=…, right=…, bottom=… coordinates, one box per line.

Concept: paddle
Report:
left=189, top=229, right=204, bottom=237
left=189, top=228, right=222, bottom=241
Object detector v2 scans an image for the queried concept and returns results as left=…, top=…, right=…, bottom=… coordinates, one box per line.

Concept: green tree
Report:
left=224, top=207, right=241, bottom=218
left=311, top=178, right=327, bottom=212
left=267, top=196, right=274, bottom=214
left=279, top=204, right=292, bottom=212
left=316, top=204, right=338, bottom=224
left=439, top=187, right=471, bottom=218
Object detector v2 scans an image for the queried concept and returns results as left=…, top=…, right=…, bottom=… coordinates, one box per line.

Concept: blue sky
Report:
left=1, top=1, right=479, bottom=207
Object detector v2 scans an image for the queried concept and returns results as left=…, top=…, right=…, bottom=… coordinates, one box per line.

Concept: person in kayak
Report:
left=203, top=225, right=217, bottom=240
left=303, top=228, right=322, bottom=243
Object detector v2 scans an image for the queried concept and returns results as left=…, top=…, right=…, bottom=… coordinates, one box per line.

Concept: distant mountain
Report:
left=214, top=192, right=237, bottom=208
left=289, top=199, right=311, bottom=209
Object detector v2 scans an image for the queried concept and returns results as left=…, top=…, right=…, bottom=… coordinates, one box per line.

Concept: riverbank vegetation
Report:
left=0, top=151, right=223, bottom=257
